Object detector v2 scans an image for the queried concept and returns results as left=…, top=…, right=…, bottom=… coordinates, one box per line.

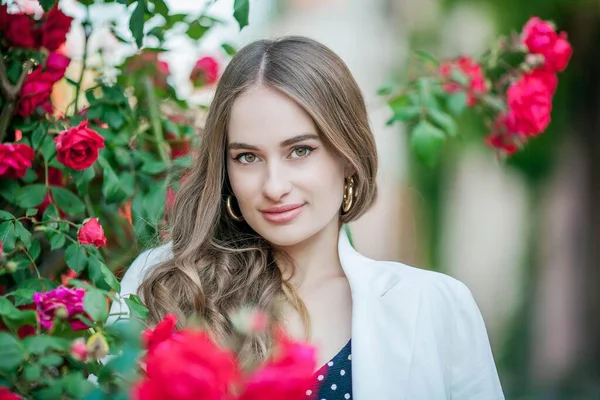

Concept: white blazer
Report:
left=110, top=227, right=505, bottom=399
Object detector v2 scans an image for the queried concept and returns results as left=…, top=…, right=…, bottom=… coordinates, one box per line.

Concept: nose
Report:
left=262, top=163, right=292, bottom=202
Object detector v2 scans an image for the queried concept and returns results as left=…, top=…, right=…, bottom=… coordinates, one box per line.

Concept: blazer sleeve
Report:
left=448, top=279, right=505, bottom=400
left=107, top=244, right=172, bottom=326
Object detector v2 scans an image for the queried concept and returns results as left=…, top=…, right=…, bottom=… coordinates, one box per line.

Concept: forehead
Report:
left=228, top=85, right=318, bottom=144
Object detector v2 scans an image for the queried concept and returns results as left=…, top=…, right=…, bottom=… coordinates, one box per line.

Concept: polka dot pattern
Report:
left=308, top=339, right=352, bottom=400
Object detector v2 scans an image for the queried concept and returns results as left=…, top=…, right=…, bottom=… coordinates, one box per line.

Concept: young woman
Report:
left=111, top=36, right=504, bottom=399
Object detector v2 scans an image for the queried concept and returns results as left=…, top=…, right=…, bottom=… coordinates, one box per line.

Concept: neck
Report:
left=276, top=221, right=344, bottom=290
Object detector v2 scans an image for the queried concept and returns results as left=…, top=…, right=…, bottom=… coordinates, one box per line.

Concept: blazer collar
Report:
left=337, top=225, right=401, bottom=297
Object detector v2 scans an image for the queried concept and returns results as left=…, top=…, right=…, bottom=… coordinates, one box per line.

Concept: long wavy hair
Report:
left=138, top=36, right=378, bottom=367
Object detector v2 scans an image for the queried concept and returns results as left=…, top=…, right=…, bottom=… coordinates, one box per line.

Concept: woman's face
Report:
left=226, top=85, right=348, bottom=247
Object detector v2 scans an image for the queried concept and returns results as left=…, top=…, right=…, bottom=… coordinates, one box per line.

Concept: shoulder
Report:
left=118, top=242, right=173, bottom=297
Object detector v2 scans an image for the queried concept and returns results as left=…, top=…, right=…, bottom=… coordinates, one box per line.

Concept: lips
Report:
left=260, top=203, right=305, bottom=223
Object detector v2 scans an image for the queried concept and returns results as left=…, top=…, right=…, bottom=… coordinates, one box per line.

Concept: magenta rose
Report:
left=55, top=121, right=105, bottom=170
left=39, top=5, right=73, bottom=52
left=33, top=286, right=89, bottom=331
left=506, top=71, right=553, bottom=136
left=0, top=143, right=35, bottom=178
left=17, top=67, right=55, bottom=117
left=522, top=17, right=573, bottom=73
left=190, top=56, right=220, bottom=87
left=46, top=52, right=71, bottom=82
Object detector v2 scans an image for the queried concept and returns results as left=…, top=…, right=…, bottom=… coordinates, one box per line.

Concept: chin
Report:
left=249, top=221, right=317, bottom=248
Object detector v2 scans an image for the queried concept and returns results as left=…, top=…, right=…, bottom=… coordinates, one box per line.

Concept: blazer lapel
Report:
left=338, top=226, right=421, bottom=400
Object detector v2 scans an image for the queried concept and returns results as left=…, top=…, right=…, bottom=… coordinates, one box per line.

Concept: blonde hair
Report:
left=138, top=36, right=378, bottom=367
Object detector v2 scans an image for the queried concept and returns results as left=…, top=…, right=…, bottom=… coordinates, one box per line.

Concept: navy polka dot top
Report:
left=307, top=339, right=352, bottom=400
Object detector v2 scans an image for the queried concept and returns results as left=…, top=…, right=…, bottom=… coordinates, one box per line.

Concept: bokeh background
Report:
left=41, top=0, right=600, bottom=397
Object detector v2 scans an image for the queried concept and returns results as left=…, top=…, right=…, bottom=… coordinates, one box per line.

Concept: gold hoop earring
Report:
left=342, top=176, right=355, bottom=214
left=226, top=195, right=244, bottom=222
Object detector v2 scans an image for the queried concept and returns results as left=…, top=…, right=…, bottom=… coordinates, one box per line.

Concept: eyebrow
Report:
left=227, top=133, right=320, bottom=151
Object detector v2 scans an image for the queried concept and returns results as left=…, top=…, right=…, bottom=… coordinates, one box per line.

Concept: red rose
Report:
left=0, top=241, right=3, bottom=256
left=522, top=17, right=572, bottom=73
left=529, top=68, right=558, bottom=95
left=77, top=218, right=107, bottom=248
left=17, top=67, right=55, bottom=117
left=0, top=143, right=35, bottom=178
left=506, top=71, right=553, bottom=136
left=133, top=326, right=241, bottom=400
left=46, top=52, right=71, bottom=82
left=190, top=56, right=219, bottom=87
left=439, top=56, right=487, bottom=107
left=239, top=331, right=319, bottom=400
left=141, top=314, right=177, bottom=353
left=39, top=5, right=73, bottom=52
left=0, top=386, right=23, bottom=400
left=0, top=5, right=39, bottom=49
left=55, top=120, right=105, bottom=170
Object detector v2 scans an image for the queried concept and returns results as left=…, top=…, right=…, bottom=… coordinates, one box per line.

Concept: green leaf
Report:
left=129, top=0, right=146, bottom=48
left=73, top=167, right=96, bottom=195
left=26, top=208, right=38, bottom=217
left=24, top=363, right=42, bottom=381
left=21, top=168, right=38, bottom=184
left=0, top=179, right=19, bottom=204
left=31, top=123, right=46, bottom=151
left=17, top=278, right=57, bottom=293
left=84, top=290, right=108, bottom=322
left=150, top=0, right=168, bottom=16
left=39, top=354, right=63, bottom=367
left=413, top=50, right=439, bottom=66
left=39, top=135, right=56, bottom=161
left=16, top=184, right=47, bottom=208
left=0, top=210, right=14, bottom=221
left=140, top=159, right=168, bottom=175
left=64, top=243, right=88, bottom=273
left=23, top=335, right=70, bottom=354
left=51, top=187, right=85, bottom=215
left=105, top=107, right=125, bottom=130
left=233, top=0, right=249, bottom=29
left=0, top=221, right=16, bottom=252
left=89, top=258, right=120, bottom=292
left=124, top=296, right=148, bottom=320
left=38, top=0, right=56, bottom=12
left=410, top=120, right=446, bottom=167
left=29, top=238, right=41, bottom=261
left=428, top=108, right=457, bottom=137
left=63, top=370, right=95, bottom=397
left=186, top=20, right=209, bottom=40
left=446, top=92, right=468, bottom=116
left=450, top=67, right=469, bottom=87
left=98, top=158, right=128, bottom=204
left=49, top=232, right=66, bottom=251
left=221, top=43, right=237, bottom=56
left=0, top=297, right=35, bottom=331
left=0, top=332, right=25, bottom=371
left=14, top=220, right=32, bottom=249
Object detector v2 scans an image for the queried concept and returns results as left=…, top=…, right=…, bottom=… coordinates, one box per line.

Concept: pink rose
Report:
left=33, top=286, right=89, bottom=331
left=0, top=143, right=35, bottom=178
left=506, top=71, right=553, bottom=136
left=39, top=5, right=73, bottom=52
left=77, top=218, right=107, bottom=248
left=190, top=56, right=219, bottom=87
left=17, top=67, right=55, bottom=117
left=70, top=338, right=88, bottom=362
left=439, top=56, right=487, bottom=107
left=55, top=121, right=105, bottom=170
left=522, top=16, right=573, bottom=73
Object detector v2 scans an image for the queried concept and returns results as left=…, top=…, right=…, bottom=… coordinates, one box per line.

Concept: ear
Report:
left=344, top=160, right=356, bottom=178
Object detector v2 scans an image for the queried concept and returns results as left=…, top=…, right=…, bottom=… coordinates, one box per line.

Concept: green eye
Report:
left=290, top=146, right=314, bottom=158
left=235, top=153, right=258, bottom=164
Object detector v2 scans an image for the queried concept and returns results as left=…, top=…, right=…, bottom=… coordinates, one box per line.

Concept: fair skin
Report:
left=226, top=85, right=352, bottom=369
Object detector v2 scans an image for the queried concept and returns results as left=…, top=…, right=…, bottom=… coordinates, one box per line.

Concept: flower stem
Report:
left=74, top=13, right=91, bottom=115
left=143, top=77, right=170, bottom=164
left=0, top=51, right=34, bottom=142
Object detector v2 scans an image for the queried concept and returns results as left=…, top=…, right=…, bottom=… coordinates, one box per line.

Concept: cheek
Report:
left=227, top=163, right=259, bottom=204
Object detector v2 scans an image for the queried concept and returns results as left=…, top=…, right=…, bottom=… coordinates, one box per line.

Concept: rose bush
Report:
left=382, top=15, right=572, bottom=164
